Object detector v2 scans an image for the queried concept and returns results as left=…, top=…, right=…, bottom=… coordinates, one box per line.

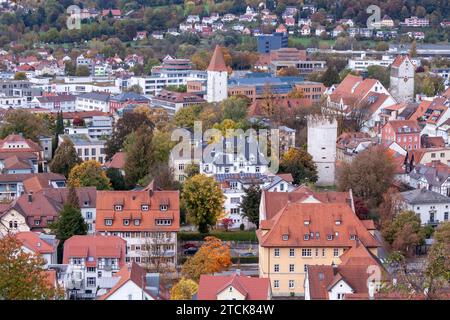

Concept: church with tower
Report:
left=207, top=45, right=228, bottom=103
left=389, top=55, right=415, bottom=103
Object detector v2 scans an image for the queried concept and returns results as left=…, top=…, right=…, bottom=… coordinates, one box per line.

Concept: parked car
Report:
left=240, top=251, right=255, bottom=257
left=183, top=243, right=197, bottom=250
left=184, top=247, right=198, bottom=255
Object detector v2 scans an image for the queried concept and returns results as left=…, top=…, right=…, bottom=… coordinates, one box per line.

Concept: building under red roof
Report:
left=207, top=45, right=227, bottom=72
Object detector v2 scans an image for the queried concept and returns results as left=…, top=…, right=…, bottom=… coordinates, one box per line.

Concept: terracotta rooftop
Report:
left=198, top=274, right=270, bottom=300
left=207, top=45, right=228, bottom=72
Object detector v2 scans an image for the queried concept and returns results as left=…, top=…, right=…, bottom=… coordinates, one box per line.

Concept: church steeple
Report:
left=206, top=45, right=228, bottom=103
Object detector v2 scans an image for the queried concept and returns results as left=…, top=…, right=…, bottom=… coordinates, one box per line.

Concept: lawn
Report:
left=289, top=36, right=335, bottom=48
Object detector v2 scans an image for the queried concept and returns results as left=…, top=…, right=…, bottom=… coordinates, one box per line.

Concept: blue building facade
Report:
left=257, top=32, right=288, bottom=54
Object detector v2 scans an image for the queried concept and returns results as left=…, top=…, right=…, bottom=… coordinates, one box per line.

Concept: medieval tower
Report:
left=207, top=45, right=228, bottom=103
left=389, top=55, right=414, bottom=103
left=307, top=116, right=338, bottom=186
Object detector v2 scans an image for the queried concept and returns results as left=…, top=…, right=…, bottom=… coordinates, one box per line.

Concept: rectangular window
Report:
left=274, top=248, right=280, bottom=257
left=105, top=219, right=113, bottom=226
left=289, top=248, right=295, bottom=257
left=160, top=205, right=168, bottom=211
left=87, top=267, right=96, bottom=273
left=274, top=280, right=279, bottom=288
left=333, top=248, right=339, bottom=257
left=302, top=248, right=312, bottom=257
left=141, top=205, right=149, bottom=211
left=322, top=249, right=326, bottom=257
left=289, top=264, right=295, bottom=272
left=274, top=264, right=280, bottom=272
left=289, top=280, right=295, bottom=289
left=445, top=212, right=449, bottom=221
left=87, top=277, right=96, bottom=287
left=123, top=219, right=130, bottom=226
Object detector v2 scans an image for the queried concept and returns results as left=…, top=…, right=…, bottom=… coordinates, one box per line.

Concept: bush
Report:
left=179, top=231, right=257, bottom=242
left=231, top=256, right=259, bottom=264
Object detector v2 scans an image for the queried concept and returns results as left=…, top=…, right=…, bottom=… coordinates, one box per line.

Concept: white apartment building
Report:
left=75, top=92, right=111, bottom=113
left=58, top=133, right=107, bottom=164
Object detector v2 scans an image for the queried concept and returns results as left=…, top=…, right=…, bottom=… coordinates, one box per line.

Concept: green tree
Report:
left=151, top=130, right=176, bottom=165
left=367, top=65, right=390, bottom=88
left=124, top=125, right=154, bottom=187
left=68, top=160, right=111, bottom=190
left=0, top=235, right=62, bottom=300
left=49, top=137, right=81, bottom=177
left=105, top=112, right=154, bottom=161
left=75, top=65, right=90, bottom=76
left=221, top=96, right=249, bottom=122
left=173, top=104, right=203, bottom=129
left=382, top=210, right=425, bottom=256
left=106, top=168, right=127, bottom=190
left=321, top=65, right=340, bottom=87
left=279, top=148, right=318, bottom=185
left=49, top=204, right=87, bottom=263
left=52, top=111, right=64, bottom=154
left=239, top=185, right=261, bottom=228
left=184, top=163, right=200, bottom=178
left=14, top=72, right=27, bottom=80
left=66, top=184, right=80, bottom=209
left=182, top=174, right=224, bottom=234
left=0, top=109, right=49, bottom=141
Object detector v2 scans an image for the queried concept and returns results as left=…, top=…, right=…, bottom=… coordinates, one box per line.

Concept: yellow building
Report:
left=256, top=202, right=380, bottom=297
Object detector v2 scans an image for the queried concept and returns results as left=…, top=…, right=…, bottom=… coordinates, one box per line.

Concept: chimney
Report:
left=28, top=192, right=33, bottom=203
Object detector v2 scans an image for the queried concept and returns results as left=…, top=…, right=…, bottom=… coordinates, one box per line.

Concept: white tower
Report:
left=207, top=45, right=228, bottom=103
left=390, top=55, right=414, bottom=103
left=307, top=116, right=337, bottom=186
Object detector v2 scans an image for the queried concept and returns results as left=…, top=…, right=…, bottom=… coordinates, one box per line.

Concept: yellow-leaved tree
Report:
left=170, top=278, right=198, bottom=300
left=181, top=236, right=232, bottom=282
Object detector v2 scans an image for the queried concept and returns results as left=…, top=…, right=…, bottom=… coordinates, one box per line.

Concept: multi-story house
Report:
left=109, top=92, right=149, bottom=115
left=16, top=231, right=59, bottom=268
left=0, top=187, right=96, bottom=236
left=64, top=116, right=113, bottom=140
left=58, top=134, right=106, bottom=164
left=400, top=188, right=450, bottom=226
left=200, top=135, right=270, bottom=176
left=336, top=132, right=374, bottom=163
left=0, top=134, right=45, bottom=173
left=151, top=90, right=206, bottom=116
left=407, top=162, right=450, bottom=197
left=95, top=185, right=180, bottom=268
left=400, top=16, right=429, bottom=27
left=215, top=173, right=295, bottom=229
left=257, top=202, right=379, bottom=297
left=0, top=79, right=42, bottom=104
left=381, top=120, right=421, bottom=151
left=63, top=235, right=127, bottom=299
left=33, top=94, right=76, bottom=112
left=75, top=92, right=111, bottom=113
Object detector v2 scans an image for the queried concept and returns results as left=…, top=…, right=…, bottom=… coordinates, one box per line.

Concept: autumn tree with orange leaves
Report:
left=0, top=234, right=63, bottom=300
left=181, top=236, right=232, bottom=282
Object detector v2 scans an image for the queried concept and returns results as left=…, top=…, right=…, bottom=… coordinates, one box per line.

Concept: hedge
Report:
left=178, top=231, right=257, bottom=242
left=231, top=256, right=259, bottom=264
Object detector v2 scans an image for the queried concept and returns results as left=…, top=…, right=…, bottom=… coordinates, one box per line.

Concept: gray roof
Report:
left=77, top=92, right=111, bottom=102
left=400, top=188, right=450, bottom=204
left=408, top=164, right=450, bottom=188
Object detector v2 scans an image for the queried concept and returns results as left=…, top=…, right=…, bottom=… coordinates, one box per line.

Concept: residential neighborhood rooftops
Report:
left=400, top=188, right=450, bottom=204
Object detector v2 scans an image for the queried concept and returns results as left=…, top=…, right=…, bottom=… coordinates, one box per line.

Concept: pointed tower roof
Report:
left=207, top=45, right=227, bottom=72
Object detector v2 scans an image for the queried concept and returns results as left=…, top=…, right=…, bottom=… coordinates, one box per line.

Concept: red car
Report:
left=183, top=243, right=197, bottom=250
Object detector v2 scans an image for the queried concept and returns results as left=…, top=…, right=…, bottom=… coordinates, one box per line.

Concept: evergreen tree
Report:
left=52, top=111, right=64, bottom=154
left=106, top=168, right=127, bottom=190
left=66, top=184, right=79, bottom=209
left=239, top=185, right=261, bottom=228
left=49, top=137, right=81, bottom=177
left=124, top=125, right=154, bottom=187
left=49, top=204, right=87, bottom=263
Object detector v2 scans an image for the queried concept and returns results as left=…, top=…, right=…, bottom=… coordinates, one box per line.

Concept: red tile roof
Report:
left=207, top=45, right=227, bottom=72
left=96, top=189, right=180, bottom=232
left=258, top=202, right=380, bottom=248
left=63, top=235, right=126, bottom=266
left=198, top=274, right=270, bottom=300
left=16, top=231, right=58, bottom=254
left=104, top=152, right=126, bottom=169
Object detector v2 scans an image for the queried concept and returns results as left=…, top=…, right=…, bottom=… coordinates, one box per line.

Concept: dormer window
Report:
left=304, top=234, right=309, bottom=240
left=315, top=232, right=320, bottom=239
left=282, top=234, right=289, bottom=241
left=335, top=219, right=341, bottom=225
left=114, top=205, right=123, bottom=211
left=134, top=219, right=141, bottom=226
left=123, top=219, right=130, bottom=226
left=141, top=205, right=149, bottom=211
left=350, top=234, right=356, bottom=240
left=34, top=219, right=40, bottom=226
left=105, top=219, right=113, bottom=226
left=304, top=220, right=310, bottom=225
left=327, top=234, right=333, bottom=241
left=160, top=205, right=168, bottom=211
